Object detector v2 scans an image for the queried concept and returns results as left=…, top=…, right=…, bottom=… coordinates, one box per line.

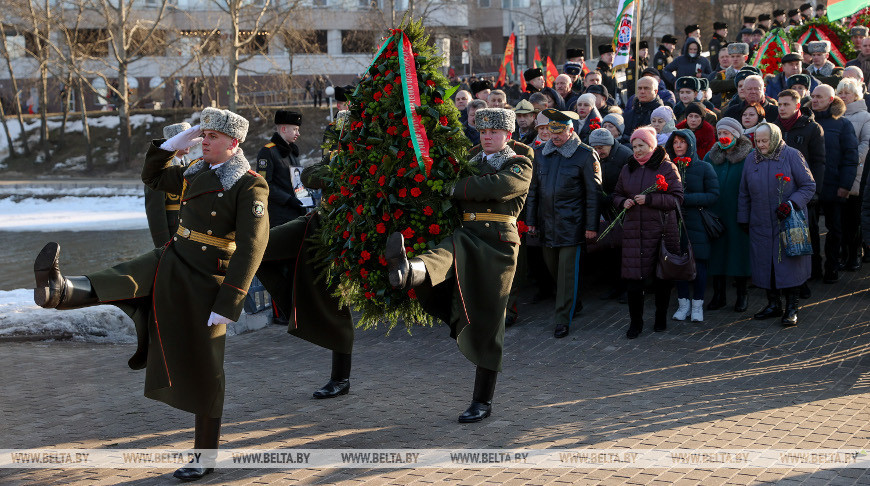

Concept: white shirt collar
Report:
left=210, top=161, right=225, bottom=170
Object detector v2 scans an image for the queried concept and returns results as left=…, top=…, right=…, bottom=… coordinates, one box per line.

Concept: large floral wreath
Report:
left=789, top=18, right=857, bottom=64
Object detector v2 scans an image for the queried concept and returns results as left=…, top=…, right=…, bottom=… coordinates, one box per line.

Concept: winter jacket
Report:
left=765, top=71, right=820, bottom=100
left=774, top=113, right=826, bottom=198
left=597, top=60, right=619, bottom=100
left=723, top=98, right=780, bottom=123
left=665, top=129, right=720, bottom=260
left=623, top=96, right=665, bottom=137
left=842, top=99, right=870, bottom=194
left=526, top=133, right=602, bottom=247
left=612, top=146, right=684, bottom=279
left=653, top=46, right=675, bottom=88
left=661, top=38, right=712, bottom=86
left=676, top=118, right=716, bottom=159
left=256, top=132, right=306, bottom=227
left=738, top=144, right=816, bottom=289
left=704, top=137, right=754, bottom=277
left=540, top=87, right=567, bottom=111
left=599, top=140, right=634, bottom=217
left=813, top=97, right=860, bottom=201
left=572, top=106, right=603, bottom=145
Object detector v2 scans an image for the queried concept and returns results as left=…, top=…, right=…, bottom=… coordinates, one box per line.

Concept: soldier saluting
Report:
left=33, top=107, right=269, bottom=481
left=144, top=122, right=196, bottom=248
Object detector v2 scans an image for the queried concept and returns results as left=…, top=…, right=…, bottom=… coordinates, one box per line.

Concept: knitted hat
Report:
left=716, top=117, right=743, bottom=139
left=728, top=43, right=750, bottom=55
left=684, top=102, right=705, bottom=118
left=807, top=41, right=831, bottom=54
left=474, top=108, right=516, bottom=132
left=200, top=107, right=249, bottom=142
left=630, top=126, right=658, bottom=149
left=589, top=128, right=615, bottom=147
left=275, top=110, right=302, bottom=126
left=602, top=113, right=625, bottom=135
left=852, top=26, right=869, bottom=36
left=163, top=122, right=192, bottom=140
left=576, top=93, right=596, bottom=107
left=651, top=105, right=675, bottom=122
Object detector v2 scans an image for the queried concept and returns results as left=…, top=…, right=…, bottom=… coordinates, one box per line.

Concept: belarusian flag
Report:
left=534, top=47, right=544, bottom=71
left=828, top=0, right=870, bottom=20
left=545, top=57, right=559, bottom=87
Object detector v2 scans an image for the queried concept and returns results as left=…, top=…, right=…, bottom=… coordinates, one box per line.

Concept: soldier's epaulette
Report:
left=264, top=142, right=276, bottom=148
left=247, top=169, right=261, bottom=177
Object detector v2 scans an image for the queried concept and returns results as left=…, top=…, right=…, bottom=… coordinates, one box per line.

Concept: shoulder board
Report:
left=265, top=142, right=276, bottom=148
left=247, top=170, right=261, bottom=177
left=191, top=157, right=203, bottom=163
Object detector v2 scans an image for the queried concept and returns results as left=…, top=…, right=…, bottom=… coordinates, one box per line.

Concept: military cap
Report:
left=675, top=76, right=701, bottom=92
left=200, top=107, right=249, bottom=142
left=739, top=27, right=754, bottom=37
left=564, top=62, right=582, bottom=75
left=585, top=84, right=610, bottom=98
left=774, top=9, right=786, bottom=16
left=759, top=13, right=771, bottom=21
left=817, top=3, right=826, bottom=8
left=524, top=67, right=544, bottom=81
left=641, top=67, right=661, bottom=77
left=334, top=85, right=353, bottom=102
left=714, top=21, right=728, bottom=30
left=851, top=26, right=869, bottom=36
left=782, top=52, right=803, bottom=63
left=274, top=110, right=302, bottom=126
left=802, top=43, right=812, bottom=53
left=728, top=42, right=750, bottom=55
left=734, top=68, right=759, bottom=87
left=513, top=99, right=537, bottom=114
left=787, top=74, right=812, bottom=89
left=639, top=40, right=649, bottom=49
left=470, top=80, right=493, bottom=96
left=684, top=24, right=700, bottom=35
left=474, top=108, right=516, bottom=132
left=541, top=108, right=579, bottom=133
left=788, top=8, right=800, bottom=17
left=752, top=28, right=765, bottom=36
left=566, top=47, right=585, bottom=59
left=163, top=122, right=192, bottom=140
left=698, top=77, right=710, bottom=91
left=598, top=44, right=614, bottom=55
left=744, top=16, right=756, bottom=23
left=800, top=3, right=813, bottom=11
left=807, top=40, right=831, bottom=53
left=661, top=34, right=678, bottom=44
left=740, top=66, right=762, bottom=75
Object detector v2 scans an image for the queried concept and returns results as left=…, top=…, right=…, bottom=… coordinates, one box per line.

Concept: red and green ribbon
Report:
left=797, top=28, right=848, bottom=66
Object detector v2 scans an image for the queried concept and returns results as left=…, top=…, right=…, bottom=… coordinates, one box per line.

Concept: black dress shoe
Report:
left=458, top=400, right=491, bottom=423
left=505, top=315, right=517, bottom=327
left=653, top=322, right=666, bottom=332
left=846, top=258, right=862, bottom=271
left=626, top=328, right=641, bottom=339
left=798, top=283, right=811, bottom=299
left=270, top=316, right=289, bottom=326
left=173, top=462, right=214, bottom=481
left=312, top=379, right=349, bottom=399
left=554, top=325, right=569, bottom=338
left=823, top=271, right=839, bottom=284
left=754, top=304, right=782, bottom=320
left=734, top=293, right=748, bottom=312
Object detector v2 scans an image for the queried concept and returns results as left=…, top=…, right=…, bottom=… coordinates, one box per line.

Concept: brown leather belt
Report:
left=176, top=225, right=236, bottom=251
left=462, top=212, right=516, bottom=223
left=165, top=204, right=181, bottom=211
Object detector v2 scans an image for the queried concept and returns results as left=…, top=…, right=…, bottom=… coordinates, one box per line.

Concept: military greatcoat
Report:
left=87, top=142, right=269, bottom=418
left=144, top=154, right=188, bottom=247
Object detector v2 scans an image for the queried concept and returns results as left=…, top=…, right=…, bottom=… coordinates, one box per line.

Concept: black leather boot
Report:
left=313, top=352, right=351, bottom=399
left=626, top=290, right=643, bottom=339
left=753, top=290, right=782, bottom=320
left=458, top=366, right=497, bottom=423
left=173, top=415, right=220, bottom=481
left=34, top=242, right=98, bottom=310
left=707, top=276, right=726, bottom=310
left=782, top=288, right=799, bottom=327
left=386, top=233, right=427, bottom=289
left=734, top=278, right=748, bottom=312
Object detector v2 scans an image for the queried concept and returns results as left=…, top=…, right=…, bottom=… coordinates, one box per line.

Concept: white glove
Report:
left=160, top=124, right=203, bottom=152
left=207, top=311, right=233, bottom=327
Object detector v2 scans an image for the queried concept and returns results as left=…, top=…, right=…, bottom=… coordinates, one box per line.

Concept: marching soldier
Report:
left=144, top=122, right=194, bottom=248
left=33, top=107, right=269, bottom=481
left=386, top=107, right=532, bottom=423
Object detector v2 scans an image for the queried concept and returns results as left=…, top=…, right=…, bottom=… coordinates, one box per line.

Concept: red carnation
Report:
left=718, top=137, right=732, bottom=146
left=402, top=227, right=415, bottom=239
left=440, top=116, right=449, bottom=126
left=402, top=129, right=410, bottom=137
left=414, top=173, right=425, bottom=183
left=386, top=126, right=399, bottom=136
left=407, top=140, right=413, bottom=148
left=384, top=84, right=393, bottom=94
left=434, top=97, right=443, bottom=104
left=327, top=194, right=338, bottom=204
left=423, top=206, right=434, bottom=216
left=517, top=221, right=529, bottom=235
left=360, top=233, right=368, bottom=242
left=376, top=223, right=386, bottom=233
left=369, top=165, right=378, bottom=175
left=775, top=173, right=785, bottom=179
left=428, top=224, right=440, bottom=235
left=348, top=144, right=355, bottom=154
left=393, top=208, right=403, bottom=219
left=379, top=255, right=388, bottom=266
left=360, top=250, right=371, bottom=261
left=410, top=187, right=422, bottom=197
left=365, top=292, right=375, bottom=299
left=408, top=288, right=417, bottom=299
left=398, top=188, right=408, bottom=197
left=378, top=175, right=386, bottom=186
left=783, top=176, right=791, bottom=182
left=417, top=237, right=426, bottom=244
left=376, top=191, right=384, bottom=198
left=397, top=167, right=406, bottom=177
left=655, top=174, right=669, bottom=191
left=360, top=268, right=369, bottom=279
left=398, top=150, right=406, bottom=158
left=342, top=230, right=349, bottom=239
left=356, top=205, right=364, bottom=215
left=373, top=92, right=382, bottom=101
left=426, top=80, right=436, bottom=88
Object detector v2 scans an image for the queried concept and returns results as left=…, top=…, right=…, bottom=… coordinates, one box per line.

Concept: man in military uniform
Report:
left=850, top=26, right=868, bottom=52
left=522, top=67, right=545, bottom=99
left=596, top=44, right=618, bottom=101
left=758, top=13, right=772, bottom=30
left=789, top=9, right=803, bottom=27
left=470, top=79, right=493, bottom=101
left=566, top=47, right=589, bottom=76
left=512, top=99, right=539, bottom=145
left=685, top=24, right=701, bottom=41
left=773, top=9, right=787, bottom=28
left=800, top=3, right=814, bottom=22
left=386, top=107, right=532, bottom=423
left=33, top=107, right=269, bottom=481
left=653, top=35, right=677, bottom=89
left=816, top=3, right=827, bottom=19
left=144, top=122, right=194, bottom=248
left=709, top=42, right=750, bottom=109
left=743, top=16, right=756, bottom=31
left=624, top=41, right=650, bottom=99
left=709, top=22, right=729, bottom=71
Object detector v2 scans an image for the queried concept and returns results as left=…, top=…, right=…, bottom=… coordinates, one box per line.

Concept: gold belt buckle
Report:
left=468, top=213, right=476, bottom=221
left=180, top=227, right=191, bottom=238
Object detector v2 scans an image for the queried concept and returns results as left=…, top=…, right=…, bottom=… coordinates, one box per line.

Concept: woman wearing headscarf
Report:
left=573, top=93, right=603, bottom=145
left=738, top=123, right=816, bottom=326
left=650, top=105, right=677, bottom=146
left=740, top=102, right=766, bottom=144
left=836, top=78, right=870, bottom=270
left=665, top=129, right=720, bottom=322
left=676, top=102, right=717, bottom=158
left=612, top=126, right=684, bottom=339
left=704, top=117, right=755, bottom=312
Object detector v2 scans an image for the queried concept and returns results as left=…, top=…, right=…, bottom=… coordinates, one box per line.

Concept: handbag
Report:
left=780, top=202, right=814, bottom=257
left=656, top=205, right=697, bottom=281
left=698, top=207, right=725, bottom=239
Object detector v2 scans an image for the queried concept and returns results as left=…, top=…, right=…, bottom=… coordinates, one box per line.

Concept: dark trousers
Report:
left=527, top=245, right=554, bottom=297
left=541, top=245, right=581, bottom=327
left=841, top=195, right=862, bottom=261
left=676, top=259, right=708, bottom=300
left=626, top=278, right=672, bottom=328
left=822, top=200, right=844, bottom=273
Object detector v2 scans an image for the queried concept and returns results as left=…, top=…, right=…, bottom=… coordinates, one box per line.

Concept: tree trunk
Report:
left=0, top=96, right=17, bottom=158
left=118, top=65, right=133, bottom=168
left=228, top=19, right=240, bottom=112
left=76, top=76, right=93, bottom=171
left=61, top=73, right=72, bottom=138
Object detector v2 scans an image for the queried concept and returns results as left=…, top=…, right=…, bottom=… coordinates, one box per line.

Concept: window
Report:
left=501, top=0, right=528, bottom=6
left=3, top=34, right=26, bottom=59
left=479, top=41, right=491, bottom=56
left=71, top=29, right=110, bottom=58
left=342, top=30, right=375, bottom=54
left=282, top=29, right=327, bottom=54
left=240, top=31, right=269, bottom=55
left=178, top=30, right=221, bottom=56
left=478, top=0, right=490, bottom=6
left=130, top=29, right=167, bottom=57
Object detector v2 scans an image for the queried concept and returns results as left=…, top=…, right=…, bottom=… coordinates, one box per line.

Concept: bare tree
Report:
left=0, top=22, right=31, bottom=156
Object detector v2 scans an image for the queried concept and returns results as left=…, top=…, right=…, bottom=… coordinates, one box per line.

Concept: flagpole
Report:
left=634, top=0, right=642, bottom=98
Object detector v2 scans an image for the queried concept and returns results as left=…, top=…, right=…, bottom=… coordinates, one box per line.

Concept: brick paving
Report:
left=2, top=267, right=870, bottom=485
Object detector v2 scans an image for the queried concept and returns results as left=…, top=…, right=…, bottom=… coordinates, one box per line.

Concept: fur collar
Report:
left=183, top=149, right=252, bottom=190
left=542, top=133, right=582, bottom=158
left=809, top=61, right=835, bottom=77
left=706, top=136, right=754, bottom=165
left=627, top=145, right=667, bottom=171
left=471, top=145, right=517, bottom=172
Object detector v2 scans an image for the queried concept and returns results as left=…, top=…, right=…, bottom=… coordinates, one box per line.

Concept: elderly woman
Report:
left=740, top=102, right=766, bottom=143
left=602, top=113, right=626, bottom=146
left=650, top=105, right=677, bottom=146
left=676, top=102, right=716, bottom=158
left=837, top=78, right=870, bottom=270
left=612, top=126, right=684, bottom=339
left=738, top=123, right=816, bottom=326
left=665, top=129, right=720, bottom=322
left=704, top=117, right=755, bottom=312
left=573, top=93, right=603, bottom=144
left=531, top=111, right=551, bottom=149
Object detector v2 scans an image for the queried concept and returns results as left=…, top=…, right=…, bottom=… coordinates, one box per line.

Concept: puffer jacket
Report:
left=813, top=97, right=859, bottom=201
left=612, top=146, right=684, bottom=280
left=662, top=37, right=712, bottom=86
left=527, top=133, right=602, bottom=247
left=843, top=99, right=870, bottom=194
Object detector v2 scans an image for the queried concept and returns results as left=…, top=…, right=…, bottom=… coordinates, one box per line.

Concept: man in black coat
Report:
left=723, top=74, right=779, bottom=121
left=523, top=67, right=545, bottom=100
left=623, top=76, right=664, bottom=137
left=709, top=22, right=729, bottom=71
left=653, top=35, right=677, bottom=89
left=624, top=41, right=650, bottom=99
left=596, top=44, right=618, bottom=99
left=257, top=110, right=307, bottom=228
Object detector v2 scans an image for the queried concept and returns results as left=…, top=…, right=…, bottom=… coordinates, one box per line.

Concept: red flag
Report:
left=533, top=46, right=543, bottom=71
left=520, top=74, right=526, bottom=92
left=497, top=33, right=516, bottom=86
left=545, top=56, right=558, bottom=88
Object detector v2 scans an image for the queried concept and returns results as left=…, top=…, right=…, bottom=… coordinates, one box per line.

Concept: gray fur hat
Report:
left=589, top=128, right=614, bottom=147
left=602, top=113, right=625, bottom=135
left=163, top=122, right=192, bottom=139
left=727, top=43, right=750, bottom=55
left=851, top=26, right=869, bottom=36
left=807, top=40, right=831, bottom=54
left=474, top=108, right=516, bottom=132
left=200, top=107, right=249, bottom=142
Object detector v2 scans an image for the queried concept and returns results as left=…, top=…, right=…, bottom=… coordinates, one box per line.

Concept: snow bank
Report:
left=0, top=195, right=147, bottom=231
left=0, top=185, right=143, bottom=198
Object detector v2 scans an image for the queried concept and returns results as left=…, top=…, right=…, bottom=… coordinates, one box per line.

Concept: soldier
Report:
left=773, top=9, right=787, bottom=28
left=33, top=108, right=268, bottom=481
left=470, top=79, right=492, bottom=101
left=709, top=22, right=729, bottom=71
left=385, top=107, right=532, bottom=423
left=709, top=43, right=750, bottom=109
left=816, top=3, right=827, bottom=18
left=523, top=67, right=545, bottom=99
left=685, top=24, right=701, bottom=41
left=789, top=9, right=803, bottom=27
left=513, top=99, right=539, bottom=145
left=566, top=47, right=589, bottom=76
left=800, top=3, right=814, bottom=22
left=653, top=35, right=678, bottom=89
left=743, top=16, right=756, bottom=31
left=144, top=122, right=194, bottom=248
left=851, top=26, right=869, bottom=52
left=758, top=13, right=773, bottom=30
left=596, top=44, right=618, bottom=100
left=807, top=41, right=837, bottom=78
left=625, top=41, right=650, bottom=99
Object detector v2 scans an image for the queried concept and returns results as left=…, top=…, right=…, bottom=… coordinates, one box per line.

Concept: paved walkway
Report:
left=2, top=268, right=870, bottom=485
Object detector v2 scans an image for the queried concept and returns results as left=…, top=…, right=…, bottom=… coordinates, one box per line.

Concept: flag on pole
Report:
left=534, top=47, right=544, bottom=71
left=545, top=57, right=559, bottom=87
left=497, top=33, right=517, bottom=86
left=827, top=0, right=870, bottom=20
left=612, top=0, right=636, bottom=70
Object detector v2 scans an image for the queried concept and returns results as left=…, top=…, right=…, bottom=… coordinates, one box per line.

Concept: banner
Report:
left=497, top=33, right=516, bottom=86
left=612, top=0, right=636, bottom=70
left=545, top=57, right=559, bottom=88
left=828, top=0, right=870, bottom=21
left=533, top=46, right=544, bottom=71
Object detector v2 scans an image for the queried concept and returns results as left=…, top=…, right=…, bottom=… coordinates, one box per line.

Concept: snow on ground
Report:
left=0, top=195, right=147, bottom=231
left=0, top=185, right=143, bottom=198
left=0, top=289, right=135, bottom=343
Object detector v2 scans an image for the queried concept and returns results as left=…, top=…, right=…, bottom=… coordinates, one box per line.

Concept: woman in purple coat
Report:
left=737, top=122, right=816, bottom=327
left=612, top=127, right=684, bottom=339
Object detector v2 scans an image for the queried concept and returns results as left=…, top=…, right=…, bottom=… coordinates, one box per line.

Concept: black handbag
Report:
left=698, top=207, right=725, bottom=239
left=656, top=205, right=697, bottom=281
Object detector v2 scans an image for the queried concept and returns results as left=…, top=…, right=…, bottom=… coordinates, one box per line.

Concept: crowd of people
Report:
left=452, top=3, right=870, bottom=339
